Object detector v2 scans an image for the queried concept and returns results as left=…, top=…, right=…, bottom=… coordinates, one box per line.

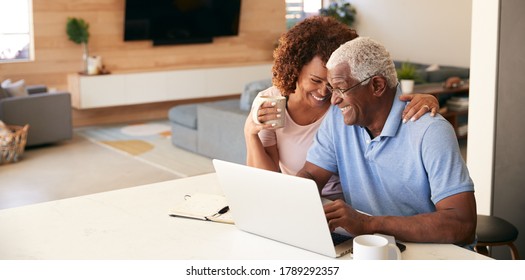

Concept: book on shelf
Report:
left=169, top=193, right=234, bottom=224
left=457, top=124, right=468, bottom=137
left=446, top=96, right=469, bottom=111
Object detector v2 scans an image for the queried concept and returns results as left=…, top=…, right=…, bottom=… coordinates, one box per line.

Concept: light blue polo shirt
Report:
left=307, top=87, right=474, bottom=216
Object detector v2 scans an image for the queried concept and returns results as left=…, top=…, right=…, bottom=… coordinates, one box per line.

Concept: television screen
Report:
left=124, top=0, right=241, bottom=46
left=211, top=0, right=241, bottom=37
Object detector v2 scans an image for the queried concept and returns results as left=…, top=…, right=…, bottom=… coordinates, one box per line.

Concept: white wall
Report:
left=467, top=0, right=499, bottom=215
left=352, top=0, right=472, bottom=67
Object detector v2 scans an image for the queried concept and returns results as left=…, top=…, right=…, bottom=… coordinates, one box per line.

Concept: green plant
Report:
left=397, top=61, right=419, bottom=80
left=66, top=17, right=90, bottom=74
left=66, top=17, right=89, bottom=44
left=319, top=0, right=357, bottom=27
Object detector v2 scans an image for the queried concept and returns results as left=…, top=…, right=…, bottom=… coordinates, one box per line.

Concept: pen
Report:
left=217, top=206, right=229, bottom=215
left=209, top=206, right=229, bottom=218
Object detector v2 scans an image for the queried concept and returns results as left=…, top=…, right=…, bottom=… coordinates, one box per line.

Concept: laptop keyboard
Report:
left=331, top=232, right=353, bottom=246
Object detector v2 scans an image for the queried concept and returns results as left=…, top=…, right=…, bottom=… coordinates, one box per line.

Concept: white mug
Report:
left=352, top=234, right=402, bottom=260
left=251, top=95, right=286, bottom=129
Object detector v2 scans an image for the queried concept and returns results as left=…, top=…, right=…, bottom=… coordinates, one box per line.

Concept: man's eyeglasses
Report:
left=327, top=76, right=374, bottom=98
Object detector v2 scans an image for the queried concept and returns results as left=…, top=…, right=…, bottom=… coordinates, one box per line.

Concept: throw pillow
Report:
left=239, top=78, right=272, bottom=111
left=1, top=79, right=28, bottom=97
left=426, top=64, right=440, bottom=71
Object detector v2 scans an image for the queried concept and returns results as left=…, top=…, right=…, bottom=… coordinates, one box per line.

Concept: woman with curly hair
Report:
left=244, top=16, right=438, bottom=199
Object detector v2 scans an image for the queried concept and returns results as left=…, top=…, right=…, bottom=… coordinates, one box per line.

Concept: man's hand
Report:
left=323, top=199, right=371, bottom=235
left=323, top=192, right=477, bottom=245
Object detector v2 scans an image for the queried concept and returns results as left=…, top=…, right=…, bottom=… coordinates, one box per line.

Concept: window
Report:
left=0, top=0, right=33, bottom=63
left=286, top=0, right=324, bottom=29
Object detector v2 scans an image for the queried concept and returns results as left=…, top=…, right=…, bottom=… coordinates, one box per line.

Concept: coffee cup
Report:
left=251, top=95, right=286, bottom=129
left=352, top=234, right=402, bottom=260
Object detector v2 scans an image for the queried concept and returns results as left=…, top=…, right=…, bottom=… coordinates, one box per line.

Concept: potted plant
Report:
left=66, top=17, right=90, bottom=75
left=319, top=0, right=357, bottom=27
left=397, top=61, right=420, bottom=93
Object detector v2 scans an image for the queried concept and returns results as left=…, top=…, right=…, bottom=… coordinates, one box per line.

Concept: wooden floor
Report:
left=72, top=94, right=240, bottom=127
left=0, top=134, right=179, bottom=210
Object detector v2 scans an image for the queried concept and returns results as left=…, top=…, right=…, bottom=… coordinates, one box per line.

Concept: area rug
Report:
left=76, top=120, right=215, bottom=177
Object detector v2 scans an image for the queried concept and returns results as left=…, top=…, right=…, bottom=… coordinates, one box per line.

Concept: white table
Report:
left=0, top=173, right=491, bottom=260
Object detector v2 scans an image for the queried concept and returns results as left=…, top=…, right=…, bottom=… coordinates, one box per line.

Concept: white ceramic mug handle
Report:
left=251, top=97, right=265, bottom=125
left=388, top=243, right=402, bottom=260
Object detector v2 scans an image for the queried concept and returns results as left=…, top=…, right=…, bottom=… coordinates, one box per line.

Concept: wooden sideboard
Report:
left=67, top=64, right=272, bottom=109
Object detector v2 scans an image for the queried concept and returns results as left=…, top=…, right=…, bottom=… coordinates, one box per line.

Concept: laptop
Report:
left=212, top=159, right=353, bottom=258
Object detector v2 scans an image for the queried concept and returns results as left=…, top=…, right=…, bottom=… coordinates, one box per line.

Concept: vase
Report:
left=82, top=43, right=89, bottom=75
left=400, top=79, right=414, bottom=94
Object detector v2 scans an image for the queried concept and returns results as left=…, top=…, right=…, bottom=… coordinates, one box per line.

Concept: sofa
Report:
left=168, top=78, right=272, bottom=164
left=393, top=61, right=470, bottom=84
left=168, top=61, right=469, bottom=163
left=0, top=83, right=73, bottom=147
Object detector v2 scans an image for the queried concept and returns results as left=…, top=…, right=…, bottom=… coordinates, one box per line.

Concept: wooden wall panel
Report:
left=1, top=0, right=285, bottom=91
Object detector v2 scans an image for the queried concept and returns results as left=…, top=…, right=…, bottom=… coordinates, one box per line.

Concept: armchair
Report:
left=0, top=85, right=73, bottom=147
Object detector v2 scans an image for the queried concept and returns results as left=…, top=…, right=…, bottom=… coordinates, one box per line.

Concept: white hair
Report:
left=327, top=37, right=398, bottom=88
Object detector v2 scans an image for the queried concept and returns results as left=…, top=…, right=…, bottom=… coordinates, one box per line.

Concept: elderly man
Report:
left=297, top=37, right=476, bottom=246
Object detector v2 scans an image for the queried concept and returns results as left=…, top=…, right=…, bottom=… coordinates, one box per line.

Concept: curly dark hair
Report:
left=272, top=16, right=359, bottom=96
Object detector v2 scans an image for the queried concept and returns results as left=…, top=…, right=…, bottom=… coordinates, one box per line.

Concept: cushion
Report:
left=26, top=85, right=48, bottom=95
left=239, top=78, right=272, bottom=111
left=1, top=79, right=28, bottom=97
left=426, top=64, right=440, bottom=71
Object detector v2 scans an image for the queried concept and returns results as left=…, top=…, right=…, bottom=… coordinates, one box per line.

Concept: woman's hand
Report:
left=244, top=101, right=281, bottom=136
left=244, top=101, right=282, bottom=171
left=399, top=93, right=439, bottom=123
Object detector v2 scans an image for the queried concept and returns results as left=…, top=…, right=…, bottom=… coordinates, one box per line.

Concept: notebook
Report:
left=212, top=159, right=353, bottom=258
left=169, top=193, right=234, bottom=224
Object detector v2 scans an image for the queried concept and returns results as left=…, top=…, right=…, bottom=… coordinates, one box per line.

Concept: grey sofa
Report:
left=169, top=78, right=272, bottom=164
left=393, top=60, right=470, bottom=106
left=169, top=61, right=469, bottom=163
left=393, top=60, right=470, bottom=84
left=0, top=85, right=73, bottom=147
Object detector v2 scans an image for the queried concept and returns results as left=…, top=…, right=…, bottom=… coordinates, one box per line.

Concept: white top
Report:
left=0, top=173, right=492, bottom=260
left=257, top=87, right=342, bottom=199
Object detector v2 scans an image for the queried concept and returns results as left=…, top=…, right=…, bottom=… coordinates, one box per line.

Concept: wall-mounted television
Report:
left=124, top=0, right=242, bottom=46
